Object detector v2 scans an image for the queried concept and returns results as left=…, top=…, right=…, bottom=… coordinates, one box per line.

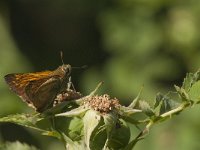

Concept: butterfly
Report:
left=4, top=64, right=72, bottom=112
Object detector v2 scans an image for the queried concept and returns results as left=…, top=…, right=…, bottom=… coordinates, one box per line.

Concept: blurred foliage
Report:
left=0, top=0, right=200, bottom=150
left=0, top=2, right=33, bottom=116
left=0, top=141, right=38, bottom=150
left=82, top=0, right=200, bottom=101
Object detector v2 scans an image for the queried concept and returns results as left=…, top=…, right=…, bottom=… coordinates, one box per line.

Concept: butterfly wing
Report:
left=25, top=77, right=62, bottom=112
left=4, top=71, right=52, bottom=93
left=4, top=71, right=54, bottom=110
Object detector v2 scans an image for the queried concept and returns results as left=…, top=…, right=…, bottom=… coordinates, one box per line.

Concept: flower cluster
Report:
left=85, top=94, right=120, bottom=114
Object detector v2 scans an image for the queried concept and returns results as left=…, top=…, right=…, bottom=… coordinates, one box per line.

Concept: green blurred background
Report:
left=0, top=0, right=200, bottom=149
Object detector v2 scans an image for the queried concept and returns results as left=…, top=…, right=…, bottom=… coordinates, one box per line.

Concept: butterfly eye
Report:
left=62, top=64, right=71, bottom=74
left=66, top=66, right=71, bottom=73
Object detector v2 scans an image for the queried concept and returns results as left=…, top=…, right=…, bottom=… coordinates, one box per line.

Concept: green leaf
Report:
left=188, top=80, right=200, bottom=102
left=83, top=110, right=101, bottom=150
left=139, top=101, right=154, bottom=117
left=56, top=106, right=88, bottom=117
left=119, top=106, right=142, bottom=116
left=154, top=93, right=180, bottom=115
left=124, top=138, right=141, bottom=150
left=103, top=113, right=117, bottom=136
left=128, top=86, right=143, bottom=108
left=0, top=114, right=46, bottom=132
left=61, top=133, right=86, bottom=150
left=120, top=115, right=141, bottom=125
left=42, top=130, right=61, bottom=139
left=89, top=82, right=104, bottom=96
left=107, top=119, right=130, bottom=150
left=124, top=126, right=150, bottom=150
left=174, top=85, right=190, bottom=102
left=182, top=70, right=200, bottom=92
left=103, top=112, right=118, bottom=149
left=0, top=141, right=38, bottom=150
left=46, top=116, right=83, bottom=140
left=67, top=117, right=84, bottom=140
left=43, top=101, right=77, bottom=115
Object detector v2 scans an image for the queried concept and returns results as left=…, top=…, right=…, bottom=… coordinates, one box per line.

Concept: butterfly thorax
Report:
left=52, top=64, right=72, bottom=92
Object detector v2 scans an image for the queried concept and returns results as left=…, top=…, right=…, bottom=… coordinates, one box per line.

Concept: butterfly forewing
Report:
left=5, top=74, right=28, bottom=95
left=4, top=71, right=52, bottom=94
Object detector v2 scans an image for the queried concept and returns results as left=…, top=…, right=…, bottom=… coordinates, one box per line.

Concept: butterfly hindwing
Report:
left=25, top=77, right=62, bottom=112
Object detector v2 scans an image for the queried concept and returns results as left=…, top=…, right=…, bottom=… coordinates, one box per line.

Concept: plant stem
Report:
left=161, top=103, right=188, bottom=118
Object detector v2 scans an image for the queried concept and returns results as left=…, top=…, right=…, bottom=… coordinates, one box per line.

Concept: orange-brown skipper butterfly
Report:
left=4, top=64, right=72, bottom=112
left=4, top=52, right=74, bottom=112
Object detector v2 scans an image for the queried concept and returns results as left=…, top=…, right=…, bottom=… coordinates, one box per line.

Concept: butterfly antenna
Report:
left=60, top=51, right=65, bottom=65
left=72, top=65, right=88, bottom=69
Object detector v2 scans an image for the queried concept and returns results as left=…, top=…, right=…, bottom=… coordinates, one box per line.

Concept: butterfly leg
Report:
left=67, top=76, right=76, bottom=92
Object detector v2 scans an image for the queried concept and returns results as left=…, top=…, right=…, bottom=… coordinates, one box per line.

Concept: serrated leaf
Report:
left=174, top=85, right=190, bottom=102
left=0, top=114, right=46, bottom=132
left=182, top=70, right=200, bottom=92
left=154, top=93, right=180, bottom=115
left=139, top=101, right=154, bottom=117
left=182, top=73, right=195, bottom=92
left=188, top=80, right=200, bottom=102
left=83, top=110, right=101, bottom=150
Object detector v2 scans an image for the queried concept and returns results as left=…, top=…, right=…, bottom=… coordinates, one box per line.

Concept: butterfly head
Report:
left=60, top=64, right=71, bottom=77
left=59, top=52, right=72, bottom=77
